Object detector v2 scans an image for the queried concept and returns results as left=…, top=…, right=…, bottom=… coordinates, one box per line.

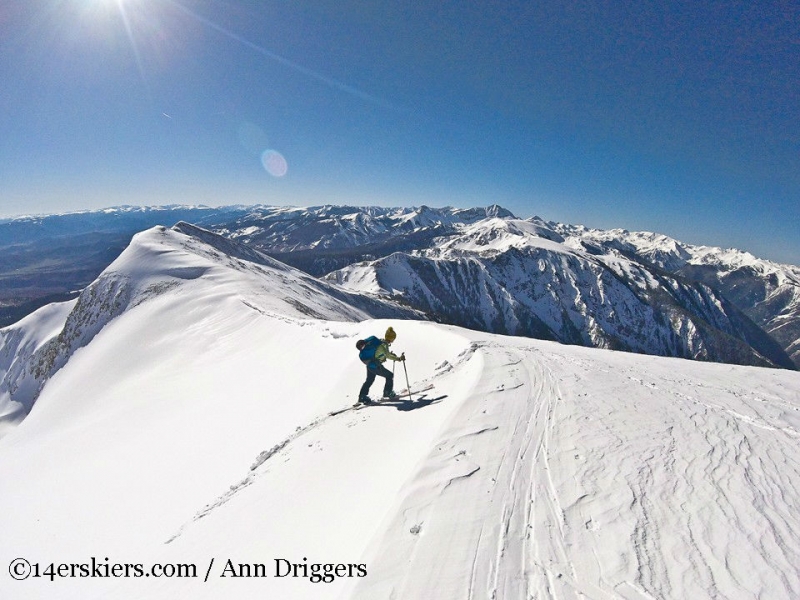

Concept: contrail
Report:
left=168, top=0, right=402, bottom=111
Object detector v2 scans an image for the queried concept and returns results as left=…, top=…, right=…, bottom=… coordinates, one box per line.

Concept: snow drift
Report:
left=0, top=222, right=799, bottom=600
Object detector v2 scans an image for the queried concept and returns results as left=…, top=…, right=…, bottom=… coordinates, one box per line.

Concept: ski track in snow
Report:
left=347, top=342, right=800, bottom=600
left=345, top=341, right=579, bottom=599
left=166, top=407, right=362, bottom=545
left=165, top=378, right=443, bottom=546
left=166, top=338, right=800, bottom=599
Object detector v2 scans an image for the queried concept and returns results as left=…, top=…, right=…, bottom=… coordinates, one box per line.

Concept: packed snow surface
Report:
left=1, top=225, right=799, bottom=600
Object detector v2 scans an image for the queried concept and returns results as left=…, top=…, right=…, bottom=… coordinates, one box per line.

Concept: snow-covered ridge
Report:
left=555, top=223, right=800, bottom=277
left=0, top=300, right=76, bottom=437
left=213, top=204, right=516, bottom=252
left=550, top=223, right=800, bottom=367
left=427, top=218, right=568, bottom=257
left=0, top=222, right=416, bottom=438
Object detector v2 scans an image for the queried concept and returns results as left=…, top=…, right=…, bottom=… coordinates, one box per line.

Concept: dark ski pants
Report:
left=359, top=361, right=393, bottom=399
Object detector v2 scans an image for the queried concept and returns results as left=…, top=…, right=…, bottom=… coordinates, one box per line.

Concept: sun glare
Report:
left=83, top=0, right=129, bottom=9
left=77, top=0, right=141, bottom=22
left=71, top=0, right=187, bottom=76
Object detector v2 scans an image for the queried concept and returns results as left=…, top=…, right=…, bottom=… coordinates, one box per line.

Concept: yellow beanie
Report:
left=385, top=326, right=397, bottom=343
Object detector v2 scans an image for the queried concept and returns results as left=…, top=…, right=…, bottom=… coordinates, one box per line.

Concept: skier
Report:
left=355, top=326, right=405, bottom=404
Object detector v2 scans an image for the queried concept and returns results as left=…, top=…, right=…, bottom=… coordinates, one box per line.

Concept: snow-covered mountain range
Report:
left=328, top=217, right=792, bottom=369
left=1, top=220, right=798, bottom=600
left=196, top=204, right=797, bottom=369
left=555, top=224, right=800, bottom=368
left=2, top=204, right=798, bottom=371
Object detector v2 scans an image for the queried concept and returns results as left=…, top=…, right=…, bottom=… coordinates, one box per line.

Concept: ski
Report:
left=328, top=404, right=359, bottom=417
left=328, top=390, right=433, bottom=417
left=328, top=399, right=380, bottom=416
left=395, top=383, right=435, bottom=396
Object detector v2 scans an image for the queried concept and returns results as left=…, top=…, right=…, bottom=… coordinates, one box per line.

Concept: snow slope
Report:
left=1, top=224, right=799, bottom=600
left=0, top=222, right=417, bottom=438
left=0, top=299, right=76, bottom=436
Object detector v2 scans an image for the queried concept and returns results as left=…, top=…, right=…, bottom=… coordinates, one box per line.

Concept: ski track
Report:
left=349, top=341, right=584, bottom=600
left=350, top=343, right=800, bottom=600
left=164, top=338, right=800, bottom=600
left=165, top=377, right=440, bottom=546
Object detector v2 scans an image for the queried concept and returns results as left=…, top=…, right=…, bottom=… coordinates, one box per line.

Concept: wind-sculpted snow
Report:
left=326, top=339, right=800, bottom=600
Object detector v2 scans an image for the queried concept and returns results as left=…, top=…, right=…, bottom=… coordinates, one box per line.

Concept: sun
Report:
left=70, top=0, right=177, bottom=78
left=80, top=0, right=132, bottom=10
left=76, top=0, right=144, bottom=21
left=91, top=0, right=135, bottom=6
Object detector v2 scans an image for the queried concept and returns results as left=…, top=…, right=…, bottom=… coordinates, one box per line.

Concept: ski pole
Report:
left=402, top=359, right=412, bottom=402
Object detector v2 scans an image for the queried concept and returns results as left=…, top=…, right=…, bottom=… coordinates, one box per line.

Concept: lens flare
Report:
left=261, top=149, right=288, bottom=177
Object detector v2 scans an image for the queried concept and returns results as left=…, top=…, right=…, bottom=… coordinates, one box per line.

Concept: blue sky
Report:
left=1, top=0, right=798, bottom=264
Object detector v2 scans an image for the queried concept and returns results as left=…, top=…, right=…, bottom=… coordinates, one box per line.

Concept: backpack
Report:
left=358, top=336, right=381, bottom=364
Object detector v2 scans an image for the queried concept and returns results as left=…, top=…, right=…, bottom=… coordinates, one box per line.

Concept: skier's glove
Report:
left=400, top=353, right=406, bottom=362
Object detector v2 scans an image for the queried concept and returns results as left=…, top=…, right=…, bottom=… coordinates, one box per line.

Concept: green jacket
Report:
left=374, top=341, right=401, bottom=363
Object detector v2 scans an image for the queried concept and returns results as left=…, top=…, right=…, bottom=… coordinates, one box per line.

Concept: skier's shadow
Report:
left=370, top=395, right=447, bottom=412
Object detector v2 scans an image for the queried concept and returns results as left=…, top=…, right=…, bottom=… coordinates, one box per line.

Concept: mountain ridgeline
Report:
left=1, top=204, right=798, bottom=370
left=208, top=205, right=797, bottom=369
